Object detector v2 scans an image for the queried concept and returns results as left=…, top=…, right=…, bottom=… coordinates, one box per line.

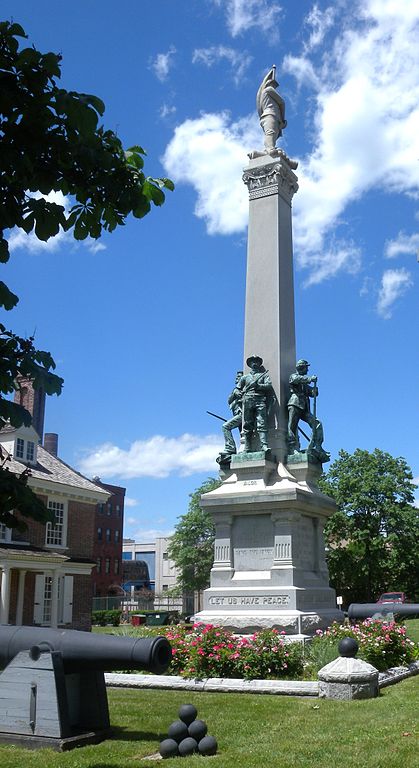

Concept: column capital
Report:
left=243, top=152, right=299, bottom=203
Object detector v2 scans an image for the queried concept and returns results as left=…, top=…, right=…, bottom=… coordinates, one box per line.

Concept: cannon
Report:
left=0, top=625, right=172, bottom=751
left=348, top=603, right=419, bottom=621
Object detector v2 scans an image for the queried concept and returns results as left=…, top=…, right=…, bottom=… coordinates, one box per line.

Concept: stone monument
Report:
left=194, top=68, right=342, bottom=636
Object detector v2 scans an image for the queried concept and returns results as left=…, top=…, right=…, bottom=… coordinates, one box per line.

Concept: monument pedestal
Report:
left=194, top=455, right=342, bottom=636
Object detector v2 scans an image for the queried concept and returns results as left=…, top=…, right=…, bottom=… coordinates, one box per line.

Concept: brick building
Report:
left=0, top=380, right=110, bottom=630
left=91, top=479, right=125, bottom=597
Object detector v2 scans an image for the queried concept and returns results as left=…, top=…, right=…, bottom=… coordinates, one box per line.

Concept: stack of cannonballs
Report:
left=159, top=704, right=218, bottom=758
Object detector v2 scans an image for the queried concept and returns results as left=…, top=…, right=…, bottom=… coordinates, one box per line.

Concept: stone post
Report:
left=242, top=152, right=299, bottom=461
left=318, top=638, right=379, bottom=700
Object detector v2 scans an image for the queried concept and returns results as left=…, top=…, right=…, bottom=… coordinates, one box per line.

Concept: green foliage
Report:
left=165, top=623, right=304, bottom=680
left=0, top=20, right=173, bottom=267
left=168, top=477, right=221, bottom=594
left=0, top=20, right=173, bottom=527
left=92, top=609, right=121, bottom=626
left=319, top=448, right=419, bottom=604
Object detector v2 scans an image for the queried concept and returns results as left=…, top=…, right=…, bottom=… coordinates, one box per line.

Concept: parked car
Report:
left=377, top=591, right=406, bottom=604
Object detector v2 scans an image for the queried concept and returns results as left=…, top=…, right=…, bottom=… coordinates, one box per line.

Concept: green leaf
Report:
left=143, top=180, right=165, bottom=206
left=0, top=282, right=19, bottom=310
left=0, top=239, right=10, bottom=263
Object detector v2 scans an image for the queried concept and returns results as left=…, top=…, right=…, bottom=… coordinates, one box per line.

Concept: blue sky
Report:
left=3, top=0, right=419, bottom=538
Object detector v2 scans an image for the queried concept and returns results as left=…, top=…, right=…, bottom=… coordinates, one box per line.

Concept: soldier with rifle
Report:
left=240, top=356, right=273, bottom=453
left=215, top=371, right=244, bottom=464
left=287, top=359, right=329, bottom=462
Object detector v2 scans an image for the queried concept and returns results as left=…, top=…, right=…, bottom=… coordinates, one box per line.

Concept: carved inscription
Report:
left=208, top=594, right=290, bottom=606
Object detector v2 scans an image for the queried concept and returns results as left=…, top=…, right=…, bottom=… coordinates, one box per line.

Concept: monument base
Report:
left=197, top=455, right=342, bottom=636
left=192, top=608, right=342, bottom=637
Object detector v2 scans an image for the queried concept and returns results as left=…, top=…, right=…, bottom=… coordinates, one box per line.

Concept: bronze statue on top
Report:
left=256, top=65, right=287, bottom=155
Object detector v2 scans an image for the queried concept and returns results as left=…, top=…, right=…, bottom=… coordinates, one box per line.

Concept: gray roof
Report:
left=3, top=444, right=109, bottom=499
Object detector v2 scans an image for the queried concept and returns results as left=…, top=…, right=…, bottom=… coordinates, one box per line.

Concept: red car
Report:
left=377, top=591, right=406, bottom=604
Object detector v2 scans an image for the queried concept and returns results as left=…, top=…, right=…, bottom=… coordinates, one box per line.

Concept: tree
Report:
left=319, top=448, right=419, bottom=605
left=168, top=478, right=221, bottom=607
left=0, top=21, right=173, bottom=526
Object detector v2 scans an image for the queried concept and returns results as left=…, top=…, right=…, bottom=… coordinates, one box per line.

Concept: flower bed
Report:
left=163, top=620, right=418, bottom=680
left=311, top=620, right=418, bottom=672
left=165, top=623, right=304, bottom=680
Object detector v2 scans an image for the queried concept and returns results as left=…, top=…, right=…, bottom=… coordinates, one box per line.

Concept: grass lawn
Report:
left=0, top=677, right=417, bottom=768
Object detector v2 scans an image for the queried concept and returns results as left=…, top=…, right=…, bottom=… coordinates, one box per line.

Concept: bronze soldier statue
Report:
left=240, top=356, right=273, bottom=453
left=217, top=371, right=243, bottom=464
left=287, top=359, right=329, bottom=462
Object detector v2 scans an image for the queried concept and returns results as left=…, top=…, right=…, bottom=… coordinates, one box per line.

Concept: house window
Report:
left=105, top=558, right=111, bottom=574
left=43, top=576, right=53, bottom=624
left=106, top=528, right=111, bottom=543
left=97, top=527, right=103, bottom=541
left=107, top=503, right=112, bottom=516
left=114, top=529, right=120, bottom=544
left=98, top=503, right=105, bottom=515
left=26, top=441, right=35, bottom=462
left=16, top=438, right=24, bottom=459
left=45, top=500, right=66, bottom=547
left=97, top=557, right=102, bottom=573
left=116, top=504, right=121, bottom=517
left=162, top=584, right=169, bottom=591
left=163, top=552, right=168, bottom=560
left=0, top=524, right=11, bottom=542
left=114, top=558, right=120, bottom=575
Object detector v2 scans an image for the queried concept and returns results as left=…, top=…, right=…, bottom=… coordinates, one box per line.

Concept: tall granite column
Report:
left=195, top=68, right=341, bottom=636
left=242, top=153, right=299, bottom=462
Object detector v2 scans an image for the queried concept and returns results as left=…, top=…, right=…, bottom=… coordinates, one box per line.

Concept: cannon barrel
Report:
left=348, top=603, right=419, bottom=621
left=0, top=625, right=172, bottom=674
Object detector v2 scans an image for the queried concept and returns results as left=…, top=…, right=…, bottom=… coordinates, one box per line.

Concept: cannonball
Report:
left=188, top=718, right=208, bottom=741
left=338, top=637, right=359, bottom=658
left=167, top=719, right=189, bottom=742
left=178, top=736, right=198, bottom=756
left=159, top=738, right=179, bottom=759
left=178, top=703, right=198, bottom=725
left=198, top=734, right=218, bottom=756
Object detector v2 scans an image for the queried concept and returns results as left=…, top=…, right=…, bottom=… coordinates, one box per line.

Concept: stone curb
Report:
left=378, top=660, right=419, bottom=688
left=105, top=673, right=319, bottom=696
left=105, top=661, right=419, bottom=697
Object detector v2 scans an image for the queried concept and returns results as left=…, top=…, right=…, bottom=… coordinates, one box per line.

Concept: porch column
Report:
left=50, top=569, right=60, bottom=628
left=0, top=565, right=11, bottom=624
left=16, top=569, right=27, bottom=626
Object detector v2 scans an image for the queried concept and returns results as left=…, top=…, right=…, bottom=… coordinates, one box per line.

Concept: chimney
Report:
left=14, top=376, right=46, bottom=441
left=44, top=433, right=59, bottom=457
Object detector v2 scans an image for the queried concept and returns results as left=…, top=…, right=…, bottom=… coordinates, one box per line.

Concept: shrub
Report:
left=92, top=609, right=121, bottom=626
left=311, top=620, right=417, bottom=672
left=164, top=623, right=304, bottom=680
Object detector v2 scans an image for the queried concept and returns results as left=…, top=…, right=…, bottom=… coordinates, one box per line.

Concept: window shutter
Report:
left=33, top=575, right=45, bottom=624
left=62, top=576, right=73, bottom=624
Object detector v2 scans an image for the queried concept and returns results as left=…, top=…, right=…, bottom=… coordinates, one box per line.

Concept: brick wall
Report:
left=72, top=575, right=94, bottom=631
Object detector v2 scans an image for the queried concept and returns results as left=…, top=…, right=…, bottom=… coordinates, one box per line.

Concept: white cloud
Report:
left=162, top=112, right=258, bottom=235
left=150, top=46, right=176, bottom=82
left=159, top=103, right=177, bottom=119
left=384, top=231, right=419, bottom=259
left=125, top=497, right=140, bottom=508
left=128, top=527, right=174, bottom=542
left=79, top=433, right=223, bottom=480
left=303, top=4, right=336, bottom=51
left=212, top=0, right=283, bottom=38
left=376, top=268, right=413, bottom=318
left=162, top=1, right=419, bottom=288
left=282, top=55, right=321, bottom=91
left=192, top=46, right=252, bottom=85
